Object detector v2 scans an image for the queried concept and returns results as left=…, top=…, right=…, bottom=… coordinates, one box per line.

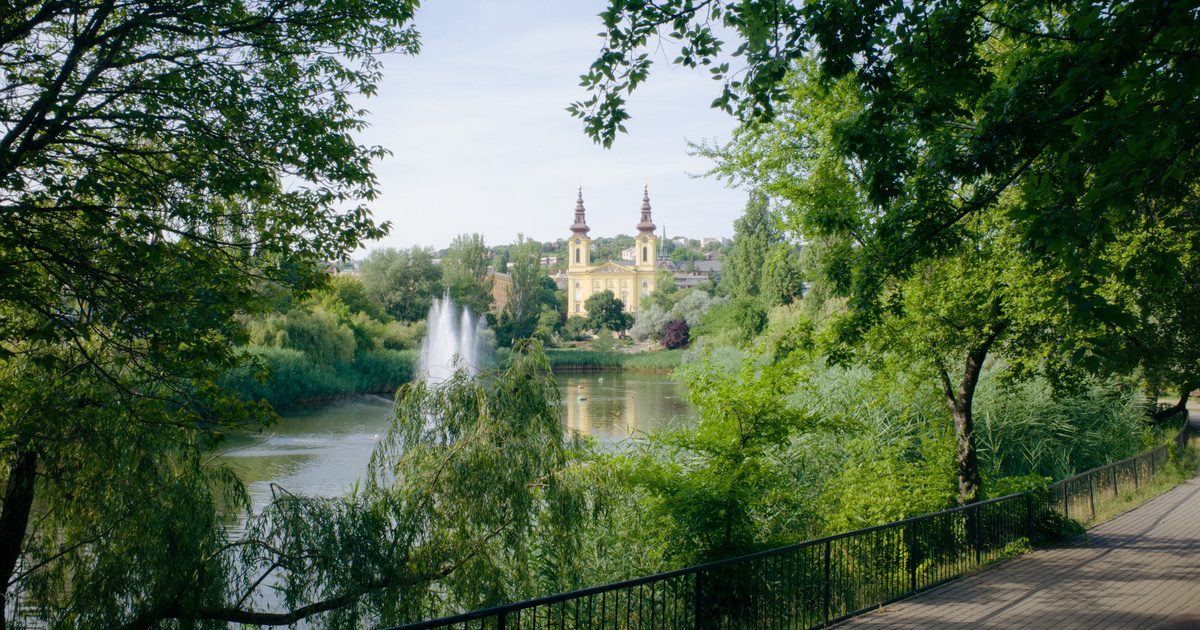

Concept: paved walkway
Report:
left=838, top=428, right=1200, bottom=628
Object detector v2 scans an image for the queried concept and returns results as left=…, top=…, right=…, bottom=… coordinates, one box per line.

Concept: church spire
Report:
left=570, top=186, right=590, bottom=235
left=636, top=184, right=656, bottom=234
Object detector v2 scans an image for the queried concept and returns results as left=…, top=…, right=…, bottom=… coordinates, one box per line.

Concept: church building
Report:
left=567, top=187, right=659, bottom=316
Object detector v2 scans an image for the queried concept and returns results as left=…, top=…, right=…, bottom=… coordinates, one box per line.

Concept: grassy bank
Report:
left=545, top=348, right=684, bottom=373
left=219, top=347, right=416, bottom=409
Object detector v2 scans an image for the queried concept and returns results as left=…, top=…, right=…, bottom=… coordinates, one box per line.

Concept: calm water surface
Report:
left=220, top=372, right=694, bottom=515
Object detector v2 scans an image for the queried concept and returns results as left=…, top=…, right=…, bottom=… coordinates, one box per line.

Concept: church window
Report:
left=574, top=281, right=580, bottom=289
left=575, top=248, right=580, bottom=264
left=575, top=303, right=580, bottom=313
left=642, top=246, right=647, bottom=262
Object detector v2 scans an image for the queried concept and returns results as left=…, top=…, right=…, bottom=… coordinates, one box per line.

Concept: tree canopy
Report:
left=443, top=233, right=494, bottom=316
left=585, top=290, right=634, bottom=335
left=0, top=0, right=419, bottom=624
left=577, top=0, right=1200, bottom=341
left=360, top=247, right=444, bottom=322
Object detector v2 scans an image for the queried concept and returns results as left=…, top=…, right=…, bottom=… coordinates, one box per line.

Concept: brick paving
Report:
left=837, top=423, right=1200, bottom=629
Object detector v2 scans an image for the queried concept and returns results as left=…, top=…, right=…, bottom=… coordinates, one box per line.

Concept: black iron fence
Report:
left=387, top=425, right=1192, bottom=630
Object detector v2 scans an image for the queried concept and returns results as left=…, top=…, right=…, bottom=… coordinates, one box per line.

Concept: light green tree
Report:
left=360, top=247, right=444, bottom=322
left=443, top=233, right=494, bottom=316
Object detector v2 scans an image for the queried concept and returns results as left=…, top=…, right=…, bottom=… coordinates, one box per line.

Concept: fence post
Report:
left=1062, top=483, right=1069, bottom=519
left=498, top=611, right=506, bottom=630
left=823, top=540, right=832, bottom=625
left=1111, top=465, right=1118, bottom=498
left=693, top=570, right=703, bottom=630
left=1024, top=492, right=1033, bottom=536
left=1087, top=473, right=1095, bottom=521
left=971, top=505, right=982, bottom=565
left=1133, top=458, right=1139, bottom=489
left=904, top=523, right=917, bottom=593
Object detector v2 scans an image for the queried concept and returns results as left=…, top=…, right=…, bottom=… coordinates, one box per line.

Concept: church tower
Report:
left=568, top=187, right=591, bottom=270
left=635, top=185, right=658, bottom=272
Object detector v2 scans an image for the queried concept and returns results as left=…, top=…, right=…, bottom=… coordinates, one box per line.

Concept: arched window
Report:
left=642, top=246, right=648, bottom=262
left=575, top=248, right=580, bottom=264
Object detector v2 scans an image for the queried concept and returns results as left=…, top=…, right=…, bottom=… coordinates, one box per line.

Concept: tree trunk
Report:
left=939, top=323, right=1006, bottom=505
left=1153, top=388, right=1191, bottom=423
left=0, top=450, right=38, bottom=630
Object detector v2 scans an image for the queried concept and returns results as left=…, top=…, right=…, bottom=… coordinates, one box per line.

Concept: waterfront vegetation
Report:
left=3, top=0, right=1199, bottom=628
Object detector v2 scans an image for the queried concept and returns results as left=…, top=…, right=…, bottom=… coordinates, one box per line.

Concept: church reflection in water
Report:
left=557, top=372, right=695, bottom=443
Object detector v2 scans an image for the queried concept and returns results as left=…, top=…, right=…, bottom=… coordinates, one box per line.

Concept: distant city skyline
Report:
left=350, top=0, right=748, bottom=251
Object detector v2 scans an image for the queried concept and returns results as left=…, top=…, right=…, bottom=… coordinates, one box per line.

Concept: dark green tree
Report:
left=360, top=246, right=444, bottom=322
left=575, top=0, right=1200, bottom=344
left=0, top=0, right=418, bottom=624
left=722, top=191, right=780, bottom=301
left=585, top=290, right=633, bottom=336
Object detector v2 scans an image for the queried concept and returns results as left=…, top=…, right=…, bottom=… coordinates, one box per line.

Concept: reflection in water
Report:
left=559, top=373, right=695, bottom=442
left=219, top=373, right=695, bottom=520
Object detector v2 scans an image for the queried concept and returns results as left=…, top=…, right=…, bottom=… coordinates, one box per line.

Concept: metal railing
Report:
left=387, top=425, right=1192, bottom=630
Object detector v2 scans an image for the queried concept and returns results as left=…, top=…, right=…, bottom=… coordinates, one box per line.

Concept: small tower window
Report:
left=575, top=248, right=580, bottom=264
left=642, top=246, right=648, bottom=262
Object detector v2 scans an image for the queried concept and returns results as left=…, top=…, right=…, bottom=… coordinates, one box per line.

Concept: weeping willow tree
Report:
left=5, top=342, right=605, bottom=628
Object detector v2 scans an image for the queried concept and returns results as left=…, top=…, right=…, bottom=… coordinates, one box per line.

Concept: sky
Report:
left=355, top=1, right=749, bottom=251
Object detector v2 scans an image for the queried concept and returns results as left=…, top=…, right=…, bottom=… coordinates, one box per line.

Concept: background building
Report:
left=566, top=187, right=659, bottom=315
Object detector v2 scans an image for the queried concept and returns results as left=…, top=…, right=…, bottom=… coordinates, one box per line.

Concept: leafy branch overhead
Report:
left=576, top=0, right=1200, bottom=339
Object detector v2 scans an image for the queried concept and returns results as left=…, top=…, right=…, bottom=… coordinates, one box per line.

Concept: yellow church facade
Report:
left=566, top=187, right=659, bottom=316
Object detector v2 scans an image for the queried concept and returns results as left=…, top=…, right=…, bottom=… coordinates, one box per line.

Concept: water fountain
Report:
left=417, top=294, right=490, bottom=384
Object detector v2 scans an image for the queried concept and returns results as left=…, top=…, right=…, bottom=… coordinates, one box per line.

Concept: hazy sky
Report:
left=355, top=1, right=748, bottom=250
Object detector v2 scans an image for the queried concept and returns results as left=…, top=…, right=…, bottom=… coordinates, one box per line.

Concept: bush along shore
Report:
left=221, top=346, right=686, bottom=409
left=543, top=348, right=684, bottom=373
left=219, top=347, right=417, bottom=409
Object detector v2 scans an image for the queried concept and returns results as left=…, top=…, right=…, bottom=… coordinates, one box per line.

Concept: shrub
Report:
left=662, top=319, right=690, bottom=349
left=562, top=316, right=590, bottom=341
left=591, top=328, right=615, bottom=352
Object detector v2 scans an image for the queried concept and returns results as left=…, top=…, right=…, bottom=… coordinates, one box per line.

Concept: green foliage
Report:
left=722, top=191, right=782, bottom=303
left=326, top=275, right=387, bottom=321
left=248, top=307, right=357, bottom=366
left=584, top=290, right=633, bottom=335
left=974, top=373, right=1152, bottom=480
left=360, top=247, right=444, bottom=322
left=544, top=349, right=683, bottom=372
left=631, top=290, right=725, bottom=342
left=443, top=233, right=494, bottom=316
left=619, top=349, right=815, bottom=564
left=695, top=297, right=767, bottom=345
left=0, top=0, right=420, bottom=620
left=561, top=316, right=591, bottom=342
left=591, top=328, right=615, bottom=352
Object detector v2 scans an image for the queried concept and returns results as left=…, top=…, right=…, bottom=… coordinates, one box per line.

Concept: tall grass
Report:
left=974, top=374, right=1151, bottom=480
left=544, top=349, right=684, bottom=372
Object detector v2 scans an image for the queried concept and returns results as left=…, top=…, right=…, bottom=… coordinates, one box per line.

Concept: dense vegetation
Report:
left=2, top=0, right=1197, bottom=627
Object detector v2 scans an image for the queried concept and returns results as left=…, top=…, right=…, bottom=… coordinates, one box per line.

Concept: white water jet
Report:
left=417, top=294, right=490, bottom=384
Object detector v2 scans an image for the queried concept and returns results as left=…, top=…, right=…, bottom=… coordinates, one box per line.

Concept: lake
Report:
left=220, top=372, right=695, bottom=516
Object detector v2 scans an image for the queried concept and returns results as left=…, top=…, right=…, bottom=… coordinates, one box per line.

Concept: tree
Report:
left=505, top=235, right=544, bottom=325
left=576, top=0, right=1200, bottom=354
left=360, top=247, right=444, bottom=322
left=325, top=275, right=387, bottom=322
left=722, top=192, right=780, bottom=301
left=762, top=244, right=805, bottom=306
left=443, top=233, right=494, bottom=315
left=0, top=0, right=418, bottom=624
left=585, top=290, right=633, bottom=336
left=662, top=320, right=690, bottom=349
